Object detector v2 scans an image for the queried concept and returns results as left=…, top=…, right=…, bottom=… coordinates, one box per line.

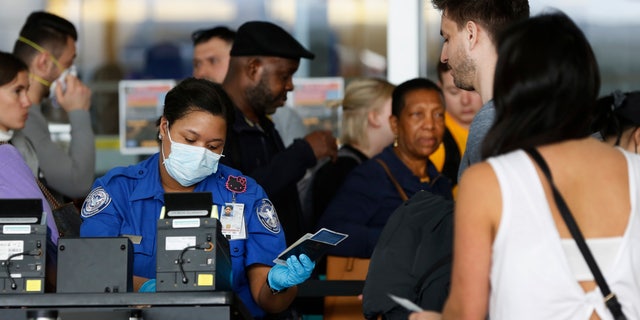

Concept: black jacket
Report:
left=222, top=108, right=316, bottom=245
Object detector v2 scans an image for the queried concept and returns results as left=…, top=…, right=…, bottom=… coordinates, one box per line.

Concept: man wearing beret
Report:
left=190, top=25, right=308, bottom=147
left=222, top=21, right=338, bottom=249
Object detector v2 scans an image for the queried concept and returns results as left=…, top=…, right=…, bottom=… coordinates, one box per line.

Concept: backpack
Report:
left=362, top=190, right=454, bottom=320
left=297, top=147, right=364, bottom=231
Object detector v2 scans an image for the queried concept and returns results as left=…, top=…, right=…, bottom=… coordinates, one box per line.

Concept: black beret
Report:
left=230, top=21, right=314, bottom=60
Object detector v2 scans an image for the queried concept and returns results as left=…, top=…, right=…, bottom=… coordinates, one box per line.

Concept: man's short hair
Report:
left=13, top=11, right=78, bottom=63
left=431, top=0, right=529, bottom=43
left=191, top=26, right=236, bottom=46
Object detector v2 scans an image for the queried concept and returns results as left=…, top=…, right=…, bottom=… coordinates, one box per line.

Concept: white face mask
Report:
left=161, top=126, right=223, bottom=187
left=49, top=65, right=77, bottom=108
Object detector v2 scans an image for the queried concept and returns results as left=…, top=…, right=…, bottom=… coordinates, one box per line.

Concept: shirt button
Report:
left=233, top=248, right=239, bottom=253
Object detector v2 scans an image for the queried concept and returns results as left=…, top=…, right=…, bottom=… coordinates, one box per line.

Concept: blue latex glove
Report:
left=267, top=254, right=315, bottom=291
left=139, top=278, right=156, bottom=293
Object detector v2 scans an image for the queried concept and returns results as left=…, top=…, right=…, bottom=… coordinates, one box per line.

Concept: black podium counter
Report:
left=0, top=291, right=252, bottom=320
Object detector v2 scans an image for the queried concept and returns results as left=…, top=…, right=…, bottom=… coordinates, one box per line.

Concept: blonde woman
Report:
left=308, top=78, right=395, bottom=225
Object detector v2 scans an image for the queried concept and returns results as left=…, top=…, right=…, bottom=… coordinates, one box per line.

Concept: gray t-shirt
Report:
left=458, top=100, right=495, bottom=180
left=12, top=103, right=95, bottom=199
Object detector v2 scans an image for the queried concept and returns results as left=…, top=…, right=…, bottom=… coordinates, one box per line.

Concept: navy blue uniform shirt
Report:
left=80, top=153, right=286, bottom=318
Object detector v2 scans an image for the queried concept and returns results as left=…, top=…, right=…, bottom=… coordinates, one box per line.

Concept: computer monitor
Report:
left=0, top=199, right=43, bottom=225
left=162, top=192, right=213, bottom=219
left=0, top=198, right=48, bottom=294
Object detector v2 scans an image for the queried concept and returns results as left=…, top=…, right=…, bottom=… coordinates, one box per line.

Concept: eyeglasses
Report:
left=18, top=36, right=64, bottom=71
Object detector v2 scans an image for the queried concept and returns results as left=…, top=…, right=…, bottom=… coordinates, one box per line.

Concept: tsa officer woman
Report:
left=80, top=78, right=314, bottom=319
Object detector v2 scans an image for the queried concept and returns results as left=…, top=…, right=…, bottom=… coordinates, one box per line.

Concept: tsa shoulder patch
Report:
left=256, top=199, right=280, bottom=234
left=81, top=187, right=112, bottom=218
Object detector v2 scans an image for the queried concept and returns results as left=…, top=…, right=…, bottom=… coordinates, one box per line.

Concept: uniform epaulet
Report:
left=100, top=165, right=148, bottom=185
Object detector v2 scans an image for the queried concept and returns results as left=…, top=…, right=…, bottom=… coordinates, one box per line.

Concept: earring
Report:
left=393, top=136, right=398, bottom=148
left=158, top=134, right=162, bottom=140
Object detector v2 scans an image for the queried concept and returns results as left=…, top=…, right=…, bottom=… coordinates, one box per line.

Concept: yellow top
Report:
left=429, top=114, right=469, bottom=198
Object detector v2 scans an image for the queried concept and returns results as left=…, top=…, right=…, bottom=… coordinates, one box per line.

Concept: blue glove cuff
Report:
left=267, top=266, right=287, bottom=291
left=266, top=276, right=288, bottom=294
left=139, top=278, right=156, bottom=293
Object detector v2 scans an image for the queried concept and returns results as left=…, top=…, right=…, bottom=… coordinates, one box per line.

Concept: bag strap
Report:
left=35, top=177, right=61, bottom=210
left=376, top=159, right=409, bottom=201
left=337, top=147, right=365, bottom=165
left=524, top=148, right=627, bottom=320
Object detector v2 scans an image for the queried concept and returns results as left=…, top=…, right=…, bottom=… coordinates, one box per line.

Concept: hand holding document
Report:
left=273, top=228, right=348, bottom=266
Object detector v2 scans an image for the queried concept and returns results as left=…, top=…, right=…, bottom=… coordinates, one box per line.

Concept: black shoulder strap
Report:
left=524, top=148, right=626, bottom=320
left=337, top=147, right=364, bottom=165
left=441, top=127, right=461, bottom=186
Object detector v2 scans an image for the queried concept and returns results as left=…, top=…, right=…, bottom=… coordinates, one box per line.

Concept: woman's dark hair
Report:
left=0, top=51, right=28, bottom=86
left=593, top=91, right=640, bottom=145
left=481, top=11, right=601, bottom=158
left=391, top=78, right=443, bottom=117
left=161, top=78, right=235, bottom=128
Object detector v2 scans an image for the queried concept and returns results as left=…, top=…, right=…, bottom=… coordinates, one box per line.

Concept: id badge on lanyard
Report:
left=220, top=175, right=248, bottom=240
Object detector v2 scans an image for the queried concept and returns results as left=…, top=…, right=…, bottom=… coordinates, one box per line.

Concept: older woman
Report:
left=317, top=78, right=452, bottom=258
left=80, top=78, right=315, bottom=319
